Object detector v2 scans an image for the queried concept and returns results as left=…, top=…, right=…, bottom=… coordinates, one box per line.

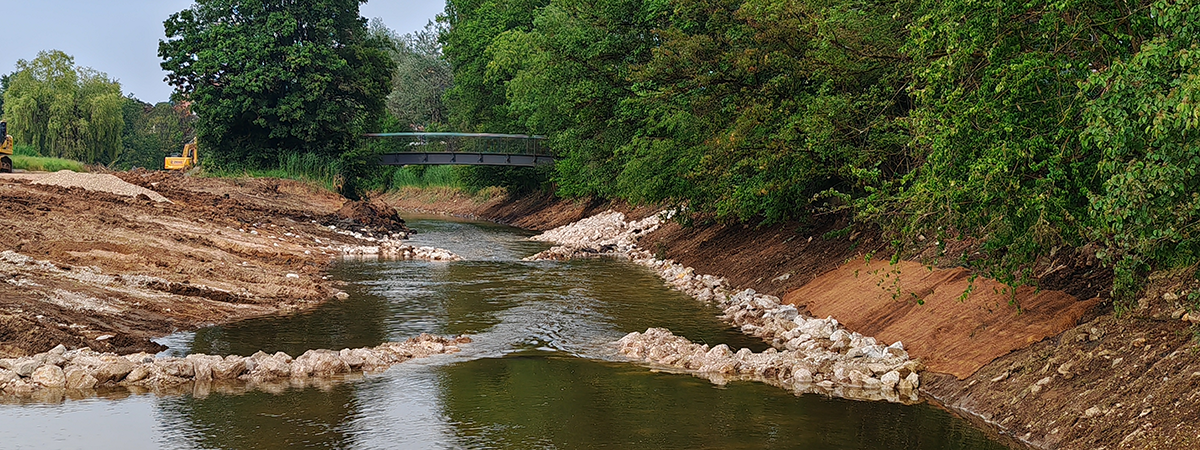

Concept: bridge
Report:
left=365, top=132, right=554, bottom=167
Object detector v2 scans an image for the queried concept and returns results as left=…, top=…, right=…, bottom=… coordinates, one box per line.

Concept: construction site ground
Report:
left=0, top=170, right=404, bottom=358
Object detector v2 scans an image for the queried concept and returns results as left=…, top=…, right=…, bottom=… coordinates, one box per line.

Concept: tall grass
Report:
left=207, top=151, right=466, bottom=194
left=207, top=152, right=344, bottom=191
left=389, top=165, right=459, bottom=189
left=9, top=144, right=87, bottom=172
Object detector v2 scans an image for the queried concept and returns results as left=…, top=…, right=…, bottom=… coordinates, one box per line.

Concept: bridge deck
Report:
left=367, top=132, right=554, bottom=167
left=378, top=152, right=555, bottom=167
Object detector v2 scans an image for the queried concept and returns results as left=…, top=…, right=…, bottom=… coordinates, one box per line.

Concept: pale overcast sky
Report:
left=1, top=0, right=445, bottom=103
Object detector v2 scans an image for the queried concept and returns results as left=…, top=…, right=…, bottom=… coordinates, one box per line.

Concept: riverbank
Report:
left=388, top=189, right=1200, bottom=450
left=0, top=170, right=416, bottom=358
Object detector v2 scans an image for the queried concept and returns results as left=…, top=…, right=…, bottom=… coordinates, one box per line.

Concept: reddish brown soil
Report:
left=388, top=189, right=1200, bottom=450
left=783, top=260, right=1100, bottom=379
left=641, top=214, right=891, bottom=299
left=0, top=171, right=401, bottom=357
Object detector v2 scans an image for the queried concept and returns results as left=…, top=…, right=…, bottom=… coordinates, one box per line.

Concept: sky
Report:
left=0, top=0, right=446, bottom=103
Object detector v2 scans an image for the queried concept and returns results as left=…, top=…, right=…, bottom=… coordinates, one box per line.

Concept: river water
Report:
left=0, top=217, right=1009, bottom=449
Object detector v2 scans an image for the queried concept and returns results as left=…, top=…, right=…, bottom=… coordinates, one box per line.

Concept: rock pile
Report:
left=524, top=210, right=668, bottom=260
left=526, top=209, right=922, bottom=401
left=0, top=334, right=469, bottom=400
left=341, top=241, right=462, bottom=261
left=618, top=327, right=920, bottom=402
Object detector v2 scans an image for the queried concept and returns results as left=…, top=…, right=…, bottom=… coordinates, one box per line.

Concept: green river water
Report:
left=0, top=217, right=1009, bottom=449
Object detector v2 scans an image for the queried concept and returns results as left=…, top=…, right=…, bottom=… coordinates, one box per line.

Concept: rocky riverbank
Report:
left=0, top=334, right=469, bottom=402
left=0, top=170, right=463, bottom=359
left=524, top=210, right=922, bottom=402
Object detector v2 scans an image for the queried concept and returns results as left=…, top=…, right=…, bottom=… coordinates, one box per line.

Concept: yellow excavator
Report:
left=0, top=121, right=13, bottom=173
left=165, top=137, right=199, bottom=170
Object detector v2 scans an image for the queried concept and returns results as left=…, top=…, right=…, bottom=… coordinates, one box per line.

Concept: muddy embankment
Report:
left=391, top=190, right=1200, bottom=450
left=0, top=171, right=469, bottom=393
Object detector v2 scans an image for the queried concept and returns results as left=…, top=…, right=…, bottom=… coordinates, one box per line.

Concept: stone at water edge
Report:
left=31, top=365, right=66, bottom=388
left=0, top=368, right=18, bottom=385
left=64, top=368, right=99, bottom=390
left=12, top=358, right=41, bottom=378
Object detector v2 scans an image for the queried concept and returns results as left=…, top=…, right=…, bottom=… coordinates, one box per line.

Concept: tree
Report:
left=371, top=19, right=453, bottom=130
left=159, top=0, right=395, bottom=170
left=2, top=50, right=125, bottom=164
left=440, top=0, right=549, bottom=134
left=1082, top=1, right=1200, bottom=306
left=890, top=0, right=1151, bottom=287
left=116, top=98, right=197, bottom=170
left=0, top=73, right=10, bottom=115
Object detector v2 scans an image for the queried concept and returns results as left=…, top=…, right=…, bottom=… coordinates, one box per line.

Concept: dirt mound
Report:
left=32, top=170, right=171, bottom=203
left=333, top=199, right=409, bottom=234
left=782, top=260, right=1102, bottom=379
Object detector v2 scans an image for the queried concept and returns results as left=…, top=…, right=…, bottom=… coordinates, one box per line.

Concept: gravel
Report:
left=31, top=170, right=171, bottom=203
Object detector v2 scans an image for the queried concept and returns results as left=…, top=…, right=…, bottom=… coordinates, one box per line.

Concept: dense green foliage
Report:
left=2, top=50, right=125, bottom=164
left=371, top=20, right=454, bottom=130
left=117, top=99, right=197, bottom=170
left=892, top=0, right=1153, bottom=288
left=1082, top=1, right=1200, bottom=305
left=1, top=51, right=200, bottom=170
left=159, top=0, right=394, bottom=174
left=438, top=0, right=1200, bottom=300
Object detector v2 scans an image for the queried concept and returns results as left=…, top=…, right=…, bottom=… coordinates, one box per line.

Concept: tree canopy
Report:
left=159, top=0, right=394, bottom=170
left=1, top=50, right=125, bottom=164
left=438, top=0, right=1200, bottom=305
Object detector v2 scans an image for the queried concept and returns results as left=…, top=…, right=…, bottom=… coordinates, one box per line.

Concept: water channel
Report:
left=0, top=217, right=1009, bottom=449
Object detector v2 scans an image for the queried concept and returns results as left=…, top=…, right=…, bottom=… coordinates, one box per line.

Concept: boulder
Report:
left=156, top=358, right=195, bottom=378
left=293, top=350, right=351, bottom=377
left=0, top=368, right=18, bottom=385
left=880, top=370, right=901, bottom=390
left=91, top=357, right=136, bottom=383
left=187, top=354, right=224, bottom=381
left=124, top=365, right=150, bottom=383
left=904, top=372, right=920, bottom=389
left=64, top=368, right=99, bottom=390
left=212, top=356, right=248, bottom=380
left=13, top=358, right=42, bottom=377
left=31, top=364, right=66, bottom=388
left=247, top=352, right=292, bottom=380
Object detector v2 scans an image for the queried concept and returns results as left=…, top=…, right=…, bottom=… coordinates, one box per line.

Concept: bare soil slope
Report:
left=0, top=171, right=401, bottom=357
left=783, top=260, right=1101, bottom=379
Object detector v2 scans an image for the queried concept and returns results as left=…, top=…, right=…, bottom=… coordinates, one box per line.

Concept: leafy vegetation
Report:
left=437, top=0, right=1200, bottom=301
left=371, top=20, right=454, bottom=130
left=0, top=51, right=197, bottom=171
left=159, top=0, right=394, bottom=194
left=2, top=51, right=124, bottom=164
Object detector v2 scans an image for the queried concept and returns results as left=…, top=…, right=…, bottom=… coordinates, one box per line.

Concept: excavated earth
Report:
left=391, top=190, right=1200, bottom=450
left=0, top=170, right=408, bottom=358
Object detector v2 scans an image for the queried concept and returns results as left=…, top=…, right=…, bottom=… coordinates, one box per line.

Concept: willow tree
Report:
left=2, top=50, right=124, bottom=164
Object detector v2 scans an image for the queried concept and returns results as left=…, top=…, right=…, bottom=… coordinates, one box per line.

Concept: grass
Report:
left=389, top=165, right=459, bottom=189
left=202, top=152, right=468, bottom=196
left=9, top=145, right=87, bottom=172
left=207, top=152, right=345, bottom=191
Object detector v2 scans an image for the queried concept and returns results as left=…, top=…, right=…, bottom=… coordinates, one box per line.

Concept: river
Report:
left=0, top=216, right=1009, bottom=449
